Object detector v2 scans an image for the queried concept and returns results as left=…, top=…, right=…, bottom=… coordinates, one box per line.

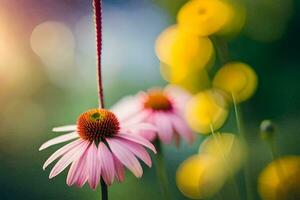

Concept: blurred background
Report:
left=0, top=0, right=299, bottom=199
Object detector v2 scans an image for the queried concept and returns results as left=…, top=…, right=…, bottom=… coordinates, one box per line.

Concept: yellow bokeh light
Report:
left=213, top=62, right=258, bottom=103
left=199, top=133, right=245, bottom=172
left=176, top=154, right=227, bottom=199
left=177, top=0, right=246, bottom=37
left=258, top=156, right=300, bottom=200
left=160, top=63, right=211, bottom=93
left=155, top=25, right=215, bottom=82
left=185, top=89, right=229, bottom=134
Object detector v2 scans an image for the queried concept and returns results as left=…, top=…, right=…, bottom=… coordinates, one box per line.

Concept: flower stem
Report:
left=210, top=125, right=241, bottom=200
left=93, top=0, right=107, bottom=199
left=231, top=93, right=254, bottom=200
left=266, top=135, right=285, bottom=181
left=93, top=0, right=105, bottom=109
left=154, top=139, right=172, bottom=200
left=100, top=179, right=108, bottom=200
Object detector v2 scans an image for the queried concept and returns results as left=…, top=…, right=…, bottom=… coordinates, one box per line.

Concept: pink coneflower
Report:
left=111, top=86, right=195, bottom=145
left=39, top=108, right=156, bottom=189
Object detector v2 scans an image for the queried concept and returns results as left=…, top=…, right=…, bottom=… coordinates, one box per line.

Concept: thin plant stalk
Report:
left=266, top=134, right=285, bottom=182
left=213, top=36, right=254, bottom=200
left=231, top=93, right=254, bottom=200
left=93, top=0, right=108, bottom=199
left=210, top=124, right=241, bottom=200
left=154, top=139, right=172, bottom=200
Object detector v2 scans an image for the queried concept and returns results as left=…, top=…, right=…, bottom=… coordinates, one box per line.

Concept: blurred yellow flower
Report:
left=177, top=0, right=246, bottom=37
left=185, top=89, right=229, bottom=134
left=160, top=63, right=211, bottom=93
left=213, top=62, right=258, bottom=103
left=199, top=133, right=246, bottom=172
left=155, top=25, right=215, bottom=82
left=176, top=154, right=227, bottom=199
left=258, top=156, right=300, bottom=200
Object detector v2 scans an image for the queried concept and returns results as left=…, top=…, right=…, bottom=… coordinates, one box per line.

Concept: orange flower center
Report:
left=144, top=91, right=173, bottom=111
left=77, top=108, right=120, bottom=142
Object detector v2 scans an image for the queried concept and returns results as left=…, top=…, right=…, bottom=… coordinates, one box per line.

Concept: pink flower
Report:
left=111, top=85, right=195, bottom=145
left=39, top=108, right=156, bottom=189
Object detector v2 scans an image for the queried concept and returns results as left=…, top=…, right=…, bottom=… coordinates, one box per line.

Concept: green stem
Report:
left=100, top=178, right=108, bottom=200
left=210, top=125, right=241, bottom=200
left=268, top=139, right=285, bottom=182
left=231, top=93, right=254, bottom=200
left=154, top=139, right=172, bottom=200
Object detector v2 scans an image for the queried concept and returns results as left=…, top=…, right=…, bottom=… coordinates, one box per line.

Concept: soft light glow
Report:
left=258, top=156, right=300, bottom=200
left=30, top=21, right=75, bottom=71
left=177, top=0, right=245, bottom=37
left=176, top=154, right=227, bottom=199
left=185, top=89, right=229, bottom=134
left=213, top=62, right=258, bottom=103
left=155, top=25, right=214, bottom=82
left=199, top=133, right=245, bottom=172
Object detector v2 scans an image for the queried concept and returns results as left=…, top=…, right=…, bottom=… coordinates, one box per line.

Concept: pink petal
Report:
left=66, top=145, right=89, bottom=186
left=110, top=94, right=144, bottom=122
left=121, top=122, right=157, bottom=141
left=154, top=113, right=173, bottom=144
left=121, top=110, right=151, bottom=125
left=66, top=154, right=82, bottom=186
left=87, top=142, right=101, bottom=190
left=171, top=114, right=195, bottom=144
left=106, top=138, right=143, bottom=178
left=165, top=85, right=191, bottom=106
left=43, top=139, right=83, bottom=170
left=49, top=140, right=89, bottom=179
left=39, top=132, right=79, bottom=151
left=52, top=125, right=77, bottom=132
left=122, top=122, right=157, bottom=132
left=114, top=138, right=152, bottom=167
left=116, top=133, right=156, bottom=153
left=76, top=151, right=89, bottom=188
left=113, top=155, right=125, bottom=182
left=98, top=142, right=115, bottom=185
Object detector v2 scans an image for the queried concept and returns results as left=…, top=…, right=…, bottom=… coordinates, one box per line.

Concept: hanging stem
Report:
left=93, top=0, right=105, bottom=109
left=154, top=139, right=172, bottom=200
left=231, top=93, right=253, bottom=200
left=93, top=0, right=107, bottom=199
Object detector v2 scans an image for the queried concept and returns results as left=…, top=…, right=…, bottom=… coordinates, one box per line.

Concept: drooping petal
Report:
left=116, top=133, right=156, bottom=153
left=171, top=114, right=195, bottom=144
left=49, top=140, right=89, bottom=179
left=154, top=112, right=173, bottom=144
left=87, top=142, right=101, bottom=190
left=106, top=138, right=143, bottom=178
left=76, top=150, right=89, bottom=188
left=52, top=125, right=77, bottom=132
left=113, top=155, right=125, bottom=182
left=98, top=142, right=115, bottom=185
left=39, top=132, right=79, bottom=151
left=43, top=139, right=83, bottom=170
left=66, top=144, right=89, bottom=186
left=114, top=138, right=152, bottom=167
